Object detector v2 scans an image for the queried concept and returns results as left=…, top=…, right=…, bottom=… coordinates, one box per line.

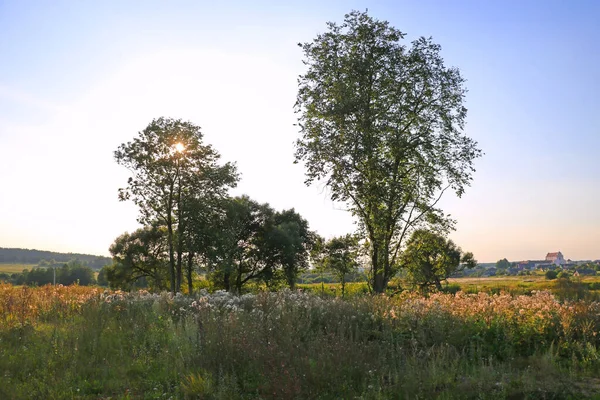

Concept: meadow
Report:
left=0, top=263, right=36, bottom=274
left=448, top=275, right=600, bottom=296
left=2, top=283, right=600, bottom=399
left=299, top=274, right=600, bottom=302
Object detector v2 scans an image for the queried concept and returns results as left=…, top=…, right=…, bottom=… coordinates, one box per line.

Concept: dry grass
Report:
left=0, top=283, right=103, bottom=329
left=0, top=263, right=36, bottom=274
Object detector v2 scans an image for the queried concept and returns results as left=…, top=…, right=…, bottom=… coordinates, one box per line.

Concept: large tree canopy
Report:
left=204, top=196, right=315, bottom=293
left=400, top=229, right=476, bottom=292
left=294, top=10, right=482, bottom=292
left=107, top=226, right=169, bottom=291
left=115, top=117, right=238, bottom=293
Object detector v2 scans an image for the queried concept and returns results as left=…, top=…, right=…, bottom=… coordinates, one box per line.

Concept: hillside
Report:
left=0, top=247, right=111, bottom=270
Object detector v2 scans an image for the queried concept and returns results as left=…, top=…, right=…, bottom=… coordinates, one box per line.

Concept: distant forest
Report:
left=0, top=247, right=111, bottom=270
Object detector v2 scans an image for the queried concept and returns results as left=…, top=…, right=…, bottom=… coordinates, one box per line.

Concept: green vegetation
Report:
left=2, top=285, right=600, bottom=399
left=312, top=234, right=361, bottom=297
left=400, top=229, right=476, bottom=292
left=114, top=117, right=238, bottom=294
left=294, top=11, right=482, bottom=293
left=113, top=120, right=316, bottom=295
left=0, top=260, right=97, bottom=287
left=546, top=270, right=559, bottom=280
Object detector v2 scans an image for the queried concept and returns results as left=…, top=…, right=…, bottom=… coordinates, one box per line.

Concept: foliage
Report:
left=115, top=117, right=238, bottom=293
left=313, top=234, right=361, bottom=297
left=545, top=270, right=558, bottom=280
left=400, top=229, right=476, bottom=291
left=204, top=196, right=315, bottom=293
left=496, top=258, right=511, bottom=270
left=107, top=225, right=169, bottom=290
left=96, top=266, right=108, bottom=287
left=1, top=261, right=96, bottom=287
left=557, top=270, right=570, bottom=280
left=294, top=10, right=482, bottom=293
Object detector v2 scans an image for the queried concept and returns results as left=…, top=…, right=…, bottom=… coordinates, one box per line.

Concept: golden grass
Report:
left=0, top=263, right=36, bottom=273
left=449, top=275, right=600, bottom=292
left=0, top=283, right=104, bottom=330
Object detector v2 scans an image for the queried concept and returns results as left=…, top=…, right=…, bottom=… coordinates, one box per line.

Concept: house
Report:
left=517, top=260, right=539, bottom=270
left=545, top=251, right=565, bottom=266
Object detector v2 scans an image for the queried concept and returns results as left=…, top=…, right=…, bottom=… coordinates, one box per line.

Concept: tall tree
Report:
left=294, top=11, right=482, bottom=292
left=400, top=229, right=476, bottom=292
left=115, top=117, right=238, bottom=293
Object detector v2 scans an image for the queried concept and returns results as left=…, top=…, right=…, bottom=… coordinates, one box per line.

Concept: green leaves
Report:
left=314, top=234, right=361, bottom=296
left=295, top=10, right=482, bottom=292
left=401, top=229, right=476, bottom=292
left=114, top=117, right=238, bottom=293
left=204, top=196, right=315, bottom=292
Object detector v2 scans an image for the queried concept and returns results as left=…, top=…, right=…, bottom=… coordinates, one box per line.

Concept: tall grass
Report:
left=1, top=285, right=600, bottom=398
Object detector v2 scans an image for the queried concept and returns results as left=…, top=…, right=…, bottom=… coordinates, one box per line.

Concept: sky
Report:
left=0, top=0, right=599, bottom=262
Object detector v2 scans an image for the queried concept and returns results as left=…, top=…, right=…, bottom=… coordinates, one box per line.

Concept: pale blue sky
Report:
left=1, top=0, right=598, bottom=262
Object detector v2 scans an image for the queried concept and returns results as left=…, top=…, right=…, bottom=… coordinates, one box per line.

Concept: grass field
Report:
left=298, top=274, right=600, bottom=302
left=450, top=274, right=599, bottom=289
left=2, top=284, right=600, bottom=398
left=0, top=263, right=36, bottom=274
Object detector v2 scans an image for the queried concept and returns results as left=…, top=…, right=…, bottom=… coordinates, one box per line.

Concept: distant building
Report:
left=545, top=251, right=565, bottom=266
left=517, top=260, right=538, bottom=270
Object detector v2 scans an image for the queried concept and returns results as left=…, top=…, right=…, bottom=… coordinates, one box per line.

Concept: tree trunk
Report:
left=176, top=249, right=183, bottom=292
left=167, top=210, right=176, bottom=294
left=175, top=183, right=184, bottom=292
left=223, top=270, right=231, bottom=292
left=235, top=266, right=242, bottom=294
left=186, top=251, right=194, bottom=295
left=372, top=243, right=386, bottom=293
left=286, top=267, right=296, bottom=290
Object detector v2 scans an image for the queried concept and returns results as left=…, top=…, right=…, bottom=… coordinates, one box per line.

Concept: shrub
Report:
left=545, top=270, right=558, bottom=280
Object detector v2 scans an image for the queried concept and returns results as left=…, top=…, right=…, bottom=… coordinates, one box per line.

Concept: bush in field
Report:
left=557, top=270, right=570, bottom=280
left=545, top=270, right=558, bottom=280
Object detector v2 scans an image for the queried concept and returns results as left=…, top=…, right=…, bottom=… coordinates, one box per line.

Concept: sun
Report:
left=174, top=142, right=185, bottom=152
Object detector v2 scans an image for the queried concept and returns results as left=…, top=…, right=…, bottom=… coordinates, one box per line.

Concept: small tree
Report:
left=400, top=229, right=476, bottom=292
left=317, top=234, right=360, bottom=297
left=495, top=258, right=511, bottom=270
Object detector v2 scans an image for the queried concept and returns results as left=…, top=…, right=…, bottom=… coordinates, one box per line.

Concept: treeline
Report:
left=0, top=247, right=111, bottom=270
left=105, top=195, right=315, bottom=293
left=0, top=260, right=101, bottom=287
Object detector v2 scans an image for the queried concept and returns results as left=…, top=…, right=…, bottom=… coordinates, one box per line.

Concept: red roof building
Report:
left=545, top=251, right=565, bottom=265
